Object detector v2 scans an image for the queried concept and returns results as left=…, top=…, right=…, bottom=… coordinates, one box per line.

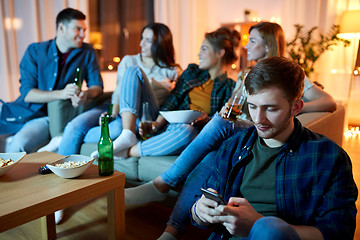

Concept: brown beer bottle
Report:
left=141, top=102, right=153, bottom=140
left=98, top=116, right=114, bottom=176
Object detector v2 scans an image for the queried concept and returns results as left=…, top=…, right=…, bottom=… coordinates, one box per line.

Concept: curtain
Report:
left=0, top=0, right=88, bottom=102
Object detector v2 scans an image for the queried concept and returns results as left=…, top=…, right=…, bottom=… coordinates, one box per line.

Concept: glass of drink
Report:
left=141, top=121, right=153, bottom=140
left=224, top=70, right=248, bottom=122
left=141, top=102, right=153, bottom=140
left=225, top=94, right=246, bottom=122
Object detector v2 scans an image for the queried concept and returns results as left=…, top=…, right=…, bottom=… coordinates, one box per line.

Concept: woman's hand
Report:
left=219, top=103, right=231, bottom=119
left=191, top=112, right=209, bottom=128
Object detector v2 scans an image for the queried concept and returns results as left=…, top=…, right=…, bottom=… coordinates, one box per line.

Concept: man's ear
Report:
left=57, top=23, right=65, bottom=34
left=291, top=99, right=304, bottom=116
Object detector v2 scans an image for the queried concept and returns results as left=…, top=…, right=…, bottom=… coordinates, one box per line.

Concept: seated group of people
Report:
left=0, top=7, right=357, bottom=240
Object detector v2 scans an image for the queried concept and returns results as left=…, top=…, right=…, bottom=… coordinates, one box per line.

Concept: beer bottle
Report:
left=141, top=102, right=153, bottom=140
left=106, top=103, right=114, bottom=122
left=74, top=67, right=82, bottom=88
left=98, top=116, right=114, bottom=176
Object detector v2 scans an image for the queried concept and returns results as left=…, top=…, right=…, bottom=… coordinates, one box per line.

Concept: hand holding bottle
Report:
left=139, top=102, right=153, bottom=140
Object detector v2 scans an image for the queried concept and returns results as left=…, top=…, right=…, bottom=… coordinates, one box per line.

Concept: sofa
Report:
left=68, top=102, right=345, bottom=185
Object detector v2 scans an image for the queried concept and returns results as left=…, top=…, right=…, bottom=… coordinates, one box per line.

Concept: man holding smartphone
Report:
left=191, top=57, right=357, bottom=240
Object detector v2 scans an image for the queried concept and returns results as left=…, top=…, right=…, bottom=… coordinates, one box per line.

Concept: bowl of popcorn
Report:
left=46, top=154, right=95, bottom=179
left=0, top=152, right=27, bottom=176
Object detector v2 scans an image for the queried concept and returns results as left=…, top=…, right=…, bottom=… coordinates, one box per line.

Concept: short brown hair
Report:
left=245, top=57, right=305, bottom=102
left=56, top=8, right=86, bottom=29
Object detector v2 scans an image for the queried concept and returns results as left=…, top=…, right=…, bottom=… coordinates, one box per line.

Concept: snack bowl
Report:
left=0, top=152, right=27, bottom=176
left=46, top=154, right=95, bottom=179
left=159, top=110, right=203, bottom=124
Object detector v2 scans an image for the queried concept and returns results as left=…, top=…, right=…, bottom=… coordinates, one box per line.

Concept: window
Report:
left=89, top=0, right=154, bottom=70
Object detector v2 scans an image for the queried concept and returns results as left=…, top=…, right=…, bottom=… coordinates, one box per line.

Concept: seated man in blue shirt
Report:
left=0, top=8, right=103, bottom=153
left=190, top=57, right=357, bottom=240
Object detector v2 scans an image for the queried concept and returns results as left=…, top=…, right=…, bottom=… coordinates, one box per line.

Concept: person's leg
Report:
left=57, top=104, right=107, bottom=155
left=0, top=119, right=24, bottom=152
left=137, top=123, right=198, bottom=156
left=102, top=66, right=159, bottom=158
left=84, top=116, right=124, bottom=143
left=125, top=115, right=234, bottom=204
left=161, top=114, right=234, bottom=187
left=6, top=116, right=50, bottom=153
left=164, top=151, right=217, bottom=237
left=248, top=216, right=301, bottom=240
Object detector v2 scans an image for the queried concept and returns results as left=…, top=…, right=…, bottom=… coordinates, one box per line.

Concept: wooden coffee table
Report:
left=0, top=152, right=125, bottom=240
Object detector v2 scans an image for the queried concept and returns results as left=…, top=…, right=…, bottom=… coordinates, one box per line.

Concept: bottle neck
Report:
left=100, top=117, right=110, bottom=138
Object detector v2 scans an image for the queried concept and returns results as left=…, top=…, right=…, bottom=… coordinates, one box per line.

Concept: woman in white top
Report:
left=56, top=23, right=181, bottom=157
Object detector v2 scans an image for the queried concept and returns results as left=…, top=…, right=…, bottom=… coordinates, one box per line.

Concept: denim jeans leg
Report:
left=6, top=116, right=50, bottom=153
left=84, top=115, right=125, bottom=143
left=167, top=151, right=217, bottom=233
left=248, top=216, right=301, bottom=240
left=119, top=66, right=159, bottom=119
left=160, top=114, right=235, bottom=188
left=58, top=104, right=107, bottom=155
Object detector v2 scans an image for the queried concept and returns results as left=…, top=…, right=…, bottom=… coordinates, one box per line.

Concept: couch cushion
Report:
left=296, top=103, right=345, bottom=146
left=138, top=156, right=178, bottom=182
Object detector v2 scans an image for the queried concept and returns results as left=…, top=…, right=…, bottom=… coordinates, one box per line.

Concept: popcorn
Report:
left=54, top=161, right=87, bottom=168
left=0, top=157, right=15, bottom=167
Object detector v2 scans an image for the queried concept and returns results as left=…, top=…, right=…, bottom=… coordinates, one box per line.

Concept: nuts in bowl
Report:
left=0, top=152, right=27, bottom=176
left=46, top=154, right=95, bottom=179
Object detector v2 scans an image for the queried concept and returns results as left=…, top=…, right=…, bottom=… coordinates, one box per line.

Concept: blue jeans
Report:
left=4, top=116, right=50, bottom=153
left=119, top=66, right=160, bottom=119
left=58, top=102, right=109, bottom=155
left=121, top=66, right=199, bottom=157
left=63, top=66, right=159, bottom=150
left=168, top=150, right=217, bottom=233
left=160, top=114, right=235, bottom=187
left=137, top=123, right=199, bottom=156
left=248, top=217, right=301, bottom=240
left=163, top=115, right=248, bottom=233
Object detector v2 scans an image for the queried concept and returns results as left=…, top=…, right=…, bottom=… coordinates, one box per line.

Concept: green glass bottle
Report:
left=105, top=103, right=114, bottom=121
left=74, top=67, right=82, bottom=88
left=98, top=116, right=114, bottom=176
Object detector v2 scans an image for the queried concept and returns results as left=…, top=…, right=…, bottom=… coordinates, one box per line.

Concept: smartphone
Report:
left=201, top=188, right=227, bottom=205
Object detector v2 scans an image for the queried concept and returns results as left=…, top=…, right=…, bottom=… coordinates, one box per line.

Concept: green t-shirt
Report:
left=240, top=137, right=281, bottom=216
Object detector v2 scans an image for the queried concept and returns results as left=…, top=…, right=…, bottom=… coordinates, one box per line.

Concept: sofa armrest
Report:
left=297, top=103, right=345, bottom=146
left=47, top=92, right=112, bottom=138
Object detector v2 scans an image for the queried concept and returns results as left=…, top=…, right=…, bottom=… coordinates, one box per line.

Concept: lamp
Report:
left=339, top=10, right=360, bottom=98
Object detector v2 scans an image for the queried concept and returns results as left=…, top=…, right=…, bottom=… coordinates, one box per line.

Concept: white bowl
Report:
left=159, top=110, right=203, bottom=124
left=46, top=154, right=95, bottom=179
left=0, top=152, right=27, bottom=176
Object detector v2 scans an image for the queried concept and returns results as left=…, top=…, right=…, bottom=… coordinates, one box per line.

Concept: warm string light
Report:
left=344, top=126, right=360, bottom=139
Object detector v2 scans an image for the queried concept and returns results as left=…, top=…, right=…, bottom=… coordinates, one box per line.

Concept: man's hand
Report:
left=61, top=83, right=80, bottom=100
left=71, top=91, right=87, bottom=107
left=215, top=197, right=263, bottom=237
left=193, top=188, right=226, bottom=226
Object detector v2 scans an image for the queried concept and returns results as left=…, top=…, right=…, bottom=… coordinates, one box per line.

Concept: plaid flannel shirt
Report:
left=192, top=118, right=358, bottom=240
left=161, top=64, right=235, bottom=116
